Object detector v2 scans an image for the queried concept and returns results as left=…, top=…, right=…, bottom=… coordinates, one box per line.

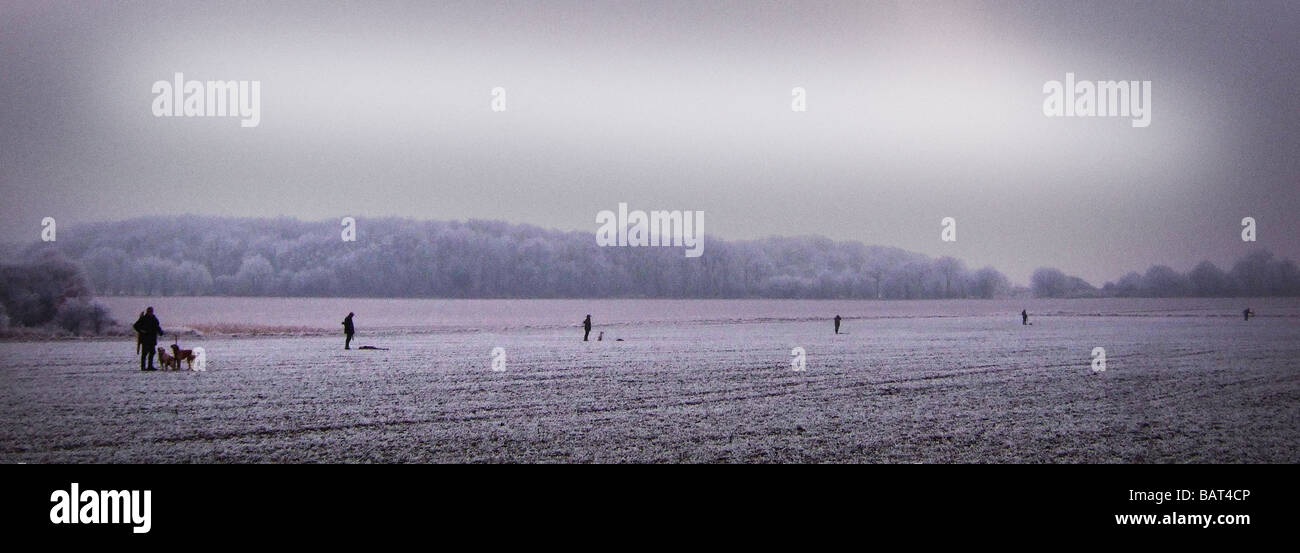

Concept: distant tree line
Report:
left=15, top=216, right=1013, bottom=300
left=1030, top=250, right=1300, bottom=298
left=10, top=217, right=1294, bottom=302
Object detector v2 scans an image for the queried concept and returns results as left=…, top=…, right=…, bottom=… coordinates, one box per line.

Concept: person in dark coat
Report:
left=342, top=312, right=355, bottom=349
left=583, top=314, right=592, bottom=341
left=834, top=315, right=841, bottom=334
left=1243, top=308, right=1254, bottom=321
left=132, top=307, right=165, bottom=371
left=1021, top=309, right=1029, bottom=325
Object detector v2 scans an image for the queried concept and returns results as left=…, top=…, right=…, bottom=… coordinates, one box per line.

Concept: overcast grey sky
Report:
left=2, top=0, right=1297, bottom=284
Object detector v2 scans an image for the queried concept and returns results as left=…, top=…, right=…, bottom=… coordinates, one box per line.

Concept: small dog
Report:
left=157, top=347, right=179, bottom=371
left=170, top=343, right=196, bottom=370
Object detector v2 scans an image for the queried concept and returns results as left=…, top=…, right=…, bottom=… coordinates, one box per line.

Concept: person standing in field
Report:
left=583, top=314, right=592, bottom=341
left=1021, top=309, right=1029, bottom=325
left=834, top=315, right=841, bottom=334
left=1243, top=308, right=1254, bottom=321
left=132, top=307, right=165, bottom=371
left=342, top=312, right=355, bottom=350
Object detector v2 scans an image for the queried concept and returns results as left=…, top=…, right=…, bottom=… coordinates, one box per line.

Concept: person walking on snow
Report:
left=342, top=312, right=356, bottom=349
left=133, top=307, right=165, bottom=371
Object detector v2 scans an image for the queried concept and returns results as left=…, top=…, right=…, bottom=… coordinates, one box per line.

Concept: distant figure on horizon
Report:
left=132, top=307, right=165, bottom=371
left=834, top=315, right=841, bottom=334
left=1243, top=308, right=1255, bottom=321
left=1021, top=309, right=1029, bottom=325
left=342, top=312, right=355, bottom=349
left=583, top=314, right=592, bottom=341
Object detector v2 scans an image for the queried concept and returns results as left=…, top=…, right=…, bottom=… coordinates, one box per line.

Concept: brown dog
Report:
left=170, top=343, right=196, bottom=370
left=157, top=347, right=179, bottom=371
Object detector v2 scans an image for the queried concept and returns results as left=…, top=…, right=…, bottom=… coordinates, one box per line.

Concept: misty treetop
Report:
left=19, top=216, right=1011, bottom=299
left=1030, top=249, right=1300, bottom=298
left=0, top=249, right=113, bottom=334
left=1099, top=250, right=1300, bottom=298
left=13, top=216, right=1296, bottom=299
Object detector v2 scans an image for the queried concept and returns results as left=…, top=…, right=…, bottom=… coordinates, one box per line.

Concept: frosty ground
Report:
left=2, top=310, right=1297, bottom=463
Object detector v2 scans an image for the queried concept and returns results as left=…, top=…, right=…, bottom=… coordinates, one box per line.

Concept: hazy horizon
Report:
left=3, top=1, right=1298, bottom=285
left=9, top=215, right=1299, bottom=300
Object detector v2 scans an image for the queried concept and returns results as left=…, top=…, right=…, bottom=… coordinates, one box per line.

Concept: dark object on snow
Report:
left=1243, top=308, right=1254, bottom=321
left=583, top=314, right=592, bottom=341
left=356, top=345, right=388, bottom=350
left=1021, top=309, right=1029, bottom=325
left=834, top=315, right=841, bottom=334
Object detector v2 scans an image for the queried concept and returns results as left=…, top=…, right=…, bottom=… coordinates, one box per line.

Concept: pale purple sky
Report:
left=2, top=0, right=1297, bottom=284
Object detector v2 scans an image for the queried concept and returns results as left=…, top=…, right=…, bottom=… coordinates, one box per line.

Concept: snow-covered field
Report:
left=2, top=299, right=1297, bottom=463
